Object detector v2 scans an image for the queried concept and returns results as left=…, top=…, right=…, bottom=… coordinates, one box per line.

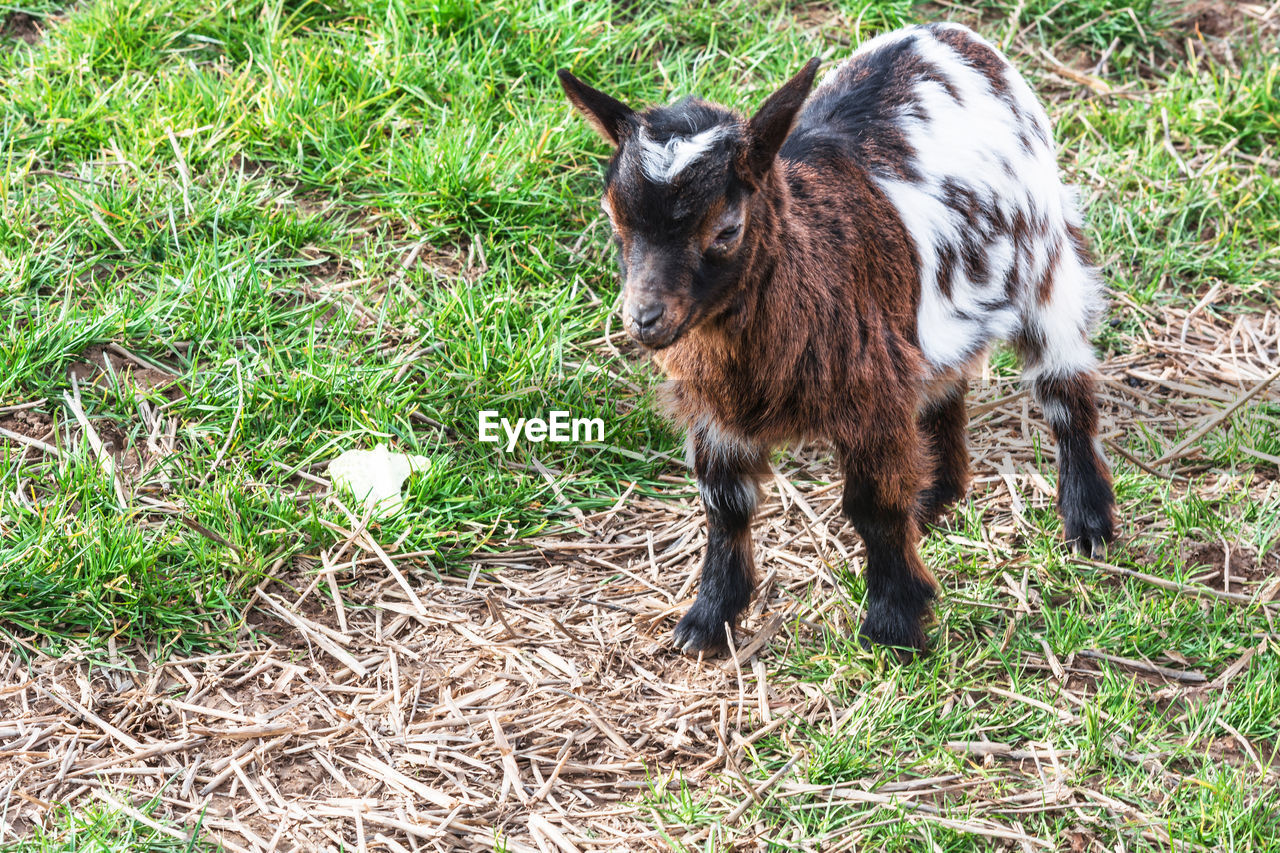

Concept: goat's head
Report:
left=558, top=60, right=819, bottom=349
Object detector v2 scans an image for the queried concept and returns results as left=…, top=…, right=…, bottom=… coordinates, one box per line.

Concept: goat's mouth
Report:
left=626, top=313, right=693, bottom=350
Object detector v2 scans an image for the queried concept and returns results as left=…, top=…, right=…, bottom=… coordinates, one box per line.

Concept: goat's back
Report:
left=783, top=23, right=1103, bottom=378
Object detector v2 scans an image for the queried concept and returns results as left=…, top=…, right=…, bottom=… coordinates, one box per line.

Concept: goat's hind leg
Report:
left=674, top=425, right=770, bottom=654
left=1032, top=370, right=1115, bottom=556
left=1019, top=242, right=1116, bottom=557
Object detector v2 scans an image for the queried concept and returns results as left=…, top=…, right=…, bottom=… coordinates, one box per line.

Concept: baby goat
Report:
left=558, top=22, right=1116, bottom=654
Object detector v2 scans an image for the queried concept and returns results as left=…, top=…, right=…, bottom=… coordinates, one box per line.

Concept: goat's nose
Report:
left=631, top=302, right=666, bottom=332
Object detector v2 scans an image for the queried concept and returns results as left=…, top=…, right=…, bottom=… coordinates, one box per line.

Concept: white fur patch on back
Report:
left=852, top=24, right=1104, bottom=379
left=637, top=126, right=725, bottom=184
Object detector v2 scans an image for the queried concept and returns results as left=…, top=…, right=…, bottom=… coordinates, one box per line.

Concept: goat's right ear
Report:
left=557, top=70, right=635, bottom=147
left=742, top=58, right=821, bottom=183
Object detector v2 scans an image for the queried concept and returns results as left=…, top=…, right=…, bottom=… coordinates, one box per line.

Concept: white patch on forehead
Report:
left=636, top=126, right=725, bottom=184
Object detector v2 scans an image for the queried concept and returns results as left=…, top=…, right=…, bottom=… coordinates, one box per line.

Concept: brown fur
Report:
left=655, top=162, right=922, bottom=449
left=557, top=30, right=1116, bottom=655
left=917, top=380, right=972, bottom=526
left=645, top=158, right=945, bottom=654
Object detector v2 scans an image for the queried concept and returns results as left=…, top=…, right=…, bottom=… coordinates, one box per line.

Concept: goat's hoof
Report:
left=673, top=601, right=736, bottom=655
left=916, top=484, right=965, bottom=528
left=1065, top=512, right=1115, bottom=560
left=858, top=609, right=927, bottom=657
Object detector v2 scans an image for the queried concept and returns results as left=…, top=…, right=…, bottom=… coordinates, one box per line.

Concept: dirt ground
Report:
left=1, top=12, right=43, bottom=46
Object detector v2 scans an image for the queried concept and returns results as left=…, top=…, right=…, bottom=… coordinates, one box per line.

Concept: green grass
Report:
left=0, top=0, right=703, bottom=650
left=0, top=797, right=213, bottom=852
left=2, top=0, right=1278, bottom=849
left=989, top=0, right=1175, bottom=51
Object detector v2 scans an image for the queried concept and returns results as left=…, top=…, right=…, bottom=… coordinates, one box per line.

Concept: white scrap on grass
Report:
left=327, top=443, right=431, bottom=518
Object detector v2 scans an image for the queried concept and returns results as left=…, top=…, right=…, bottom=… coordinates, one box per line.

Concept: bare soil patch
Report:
left=0, top=345, right=183, bottom=489
left=1186, top=541, right=1280, bottom=595
left=1176, top=0, right=1279, bottom=39
left=1, top=11, right=42, bottom=45
left=0, top=407, right=54, bottom=444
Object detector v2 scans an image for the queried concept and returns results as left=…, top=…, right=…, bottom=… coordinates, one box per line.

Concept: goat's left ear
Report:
left=557, top=69, right=636, bottom=147
left=742, top=58, right=821, bottom=184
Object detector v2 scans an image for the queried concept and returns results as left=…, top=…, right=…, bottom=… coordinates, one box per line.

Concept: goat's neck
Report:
left=733, top=169, right=794, bottom=326
left=667, top=170, right=796, bottom=379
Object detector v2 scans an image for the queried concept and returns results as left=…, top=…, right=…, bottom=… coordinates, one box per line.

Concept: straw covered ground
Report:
left=2, top=0, right=1279, bottom=850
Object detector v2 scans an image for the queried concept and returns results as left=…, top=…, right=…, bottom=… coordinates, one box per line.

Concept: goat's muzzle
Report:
left=624, top=297, right=688, bottom=349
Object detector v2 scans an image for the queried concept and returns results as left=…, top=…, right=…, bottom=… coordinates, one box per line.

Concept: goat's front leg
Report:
left=840, top=435, right=938, bottom=653
left=673, top=427, right=769, bottom=654
left=916, top=379, right=971, bottom=527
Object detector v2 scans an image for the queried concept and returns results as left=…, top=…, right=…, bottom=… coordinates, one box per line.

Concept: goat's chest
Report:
left=653, top=343, right=882, bottom=446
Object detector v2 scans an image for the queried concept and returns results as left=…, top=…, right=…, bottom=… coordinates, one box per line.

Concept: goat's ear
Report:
left=742, top=58, right=821, bottom=183
left=557, top=69, right=636, bottom=146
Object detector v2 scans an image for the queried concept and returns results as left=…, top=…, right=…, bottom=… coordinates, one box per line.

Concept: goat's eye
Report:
left=713, top=224, right=741, bottom=245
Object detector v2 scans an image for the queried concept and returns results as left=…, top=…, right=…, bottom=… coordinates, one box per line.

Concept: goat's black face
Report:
left=600, top=101, right=752, bottom=349
left=557, top=61, right=820, bottom=349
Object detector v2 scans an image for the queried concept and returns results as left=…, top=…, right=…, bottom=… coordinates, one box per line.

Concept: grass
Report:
left=0, top=796, right=216, bottom=852
left=1, top=0, right=1278, bottom=849
left=1, top=0, right=698, bottom=651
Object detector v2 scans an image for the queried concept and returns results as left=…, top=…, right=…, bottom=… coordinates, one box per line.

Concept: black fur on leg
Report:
left=673, top=528, right=755, bottom=653
left=849, top=509, right=937, bottom=652
left=840, top=445, right=937, bottom=655
left=1034, top=372, right=1116, bottom=557
left=673, top=426, right=769, bottom=655
left=916, top=379, right=971, bottom=527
